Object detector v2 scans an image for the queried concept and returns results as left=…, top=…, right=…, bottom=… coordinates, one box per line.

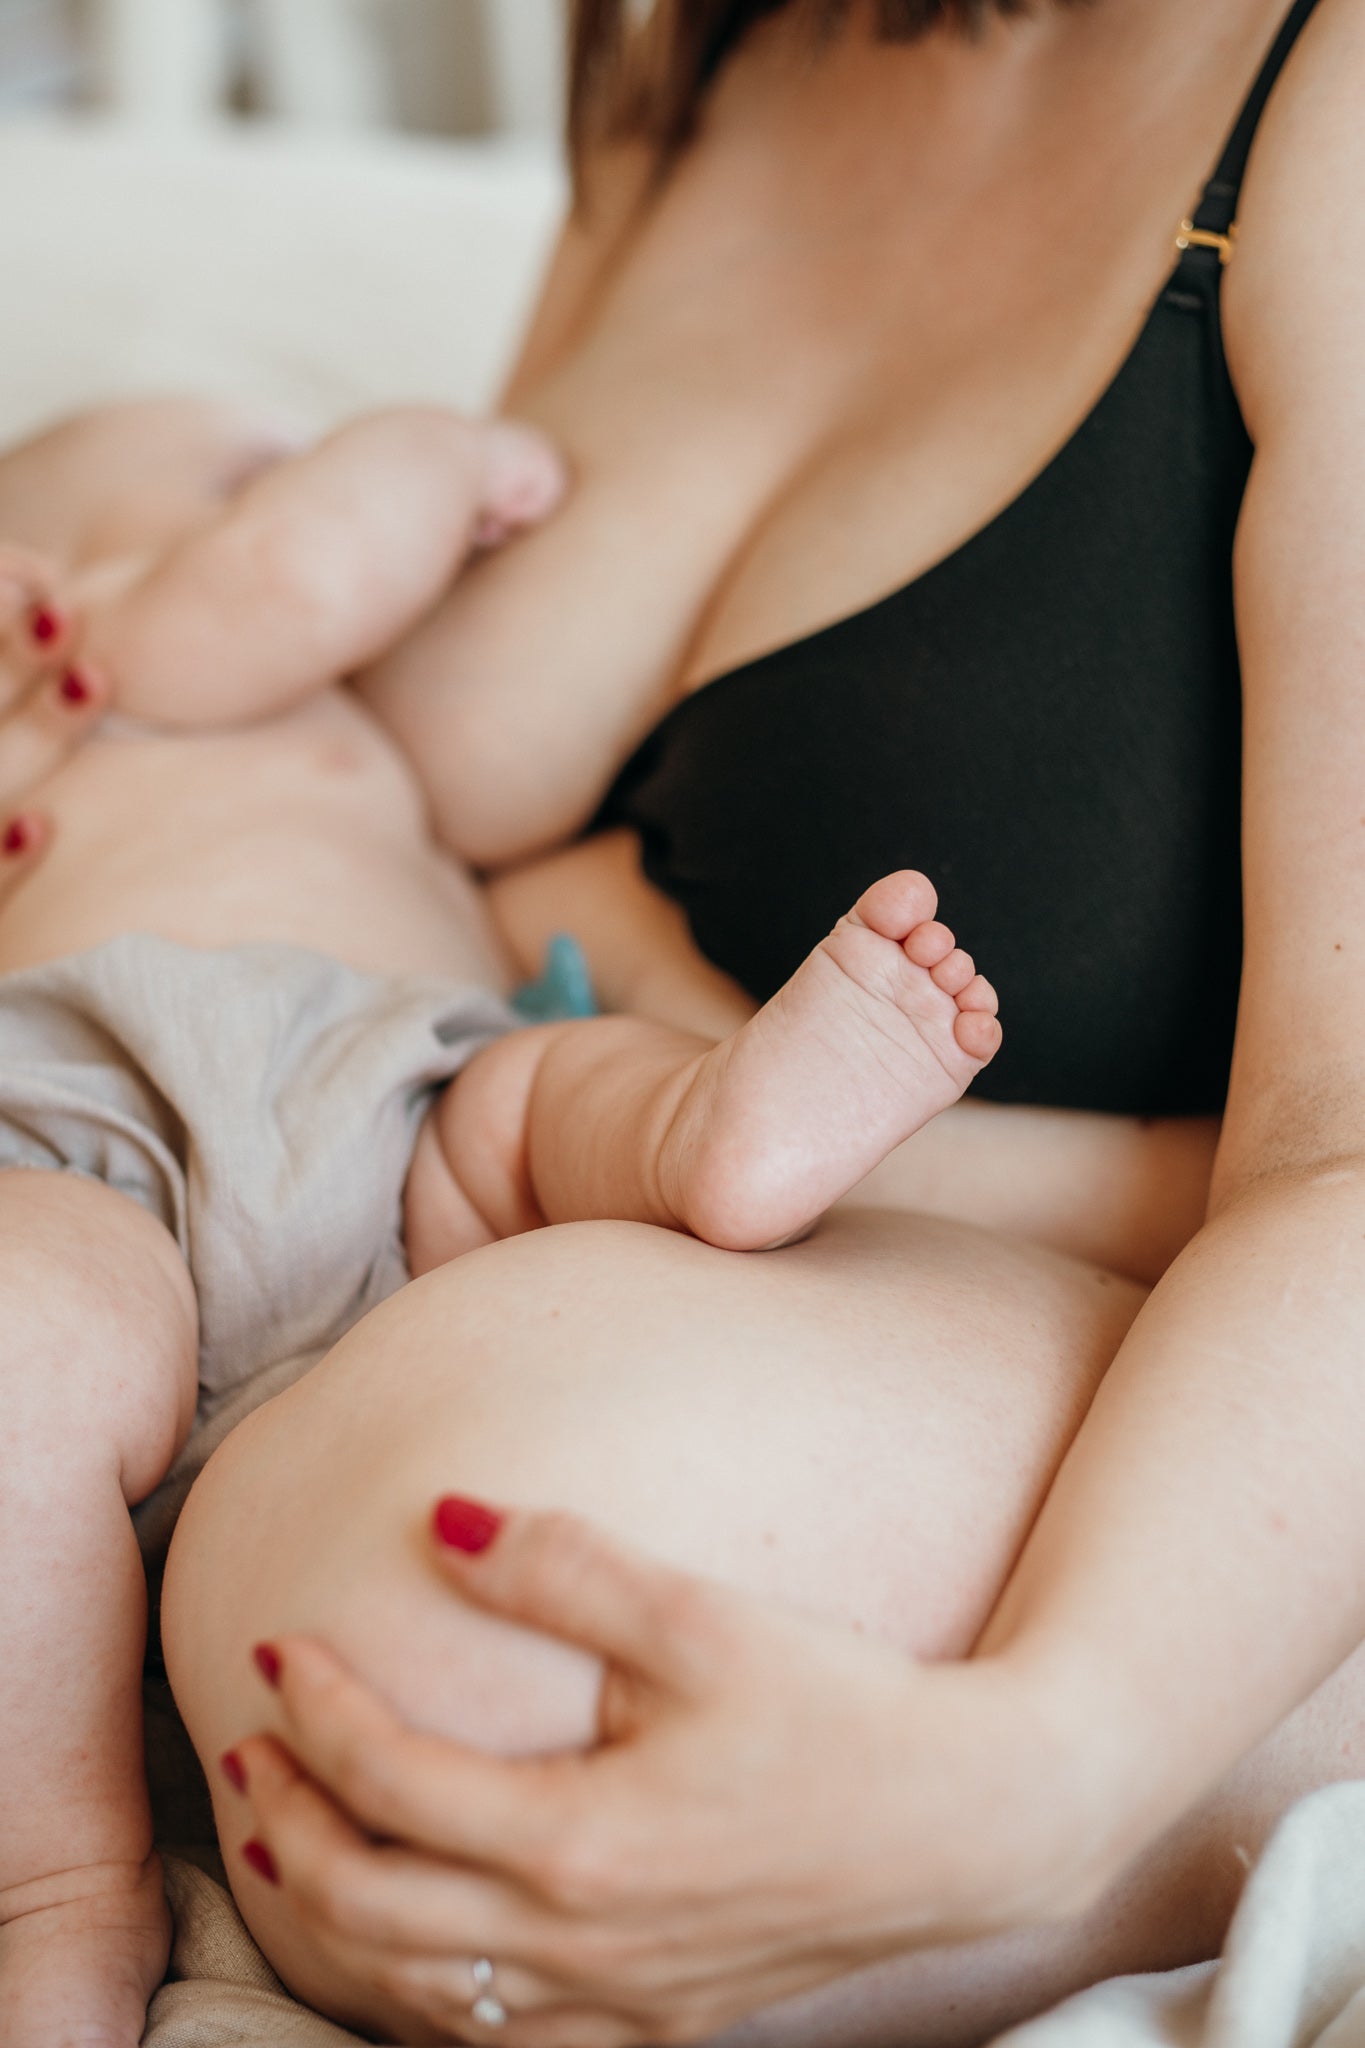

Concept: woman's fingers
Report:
left=244, top=1638, right=570, bottom=1873
left=0, top=660, right=103, bottom=904
left=429, top=1498, right=728, bottom=1699
left=0, top=811, right=53, bottom=900
left=382, top=1966, right=642, bottom=2048
left=227, top=1737, right=644, bottom=2046
left=247, top=1503, right=733, bottom=1882
left=229, top=1735, right=535, bottom=1958
left=0, top=546, right=102, bottom=842
left=0, top=661, right=105, bottom=806
left=0, top=546, right=75, bottom=714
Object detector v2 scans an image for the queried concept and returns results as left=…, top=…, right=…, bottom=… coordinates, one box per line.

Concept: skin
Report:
left=11, top=0, right=1365, bottom=2038
left=0, top=400, right=574, bottom=2046
left=358, top=0, right=1273, bottom=1286
left=0, top=402, right=996, bottom=2046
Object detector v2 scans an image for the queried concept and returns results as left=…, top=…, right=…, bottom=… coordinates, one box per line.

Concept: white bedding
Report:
left=4, top=115, right=1363, bottom=2048
left=0, top=116, right=563, bottom=442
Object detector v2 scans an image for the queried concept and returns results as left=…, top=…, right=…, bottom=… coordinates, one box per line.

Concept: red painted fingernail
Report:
left=433, top=1495, right=504, bottom=1554
left=242, top=1839, right=279, bottom=1885
left=253, top=1643, right=282, bottom=1688
left=2, top=818, right=31, bottom=856
left=221, top=1749, right=247, bottom=1794
left=29, top=606, right=61, bottom=645
left=59, top=667, right=91, bottom=706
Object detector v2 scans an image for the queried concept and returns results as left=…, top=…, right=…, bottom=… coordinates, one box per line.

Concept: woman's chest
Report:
left=609, top=490, right=1248, bottom=1117
left=523, top=11, right=1278, bottom=709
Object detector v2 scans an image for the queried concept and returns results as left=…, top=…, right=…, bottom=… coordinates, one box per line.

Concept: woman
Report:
left=13, top=0, right=1365, bottom=2041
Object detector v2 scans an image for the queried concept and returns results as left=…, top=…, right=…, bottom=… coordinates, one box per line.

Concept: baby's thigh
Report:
left=166, top=1209, right=1140, bottom=1821
left=0, top=1168, right=197, bottom=1497
left=160, top=1217, right=1365, bottom=2044
left=0, top=397, right=301, bottom=566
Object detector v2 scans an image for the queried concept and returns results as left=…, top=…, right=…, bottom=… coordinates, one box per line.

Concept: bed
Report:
left=2, top=114, right=1362, bottom=2048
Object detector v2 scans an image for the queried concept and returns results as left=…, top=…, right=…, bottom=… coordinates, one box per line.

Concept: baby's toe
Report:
left=954, top=1009, right=1002, bottom=1063
left=930, top=947, right=977, bottom=997
left=956, top=973, right=998, bottom=1015
left=854, top=869, right=939, bottom=940
left=480, top=420, right=569, bottom=538
left=902, top=919, right=957, bottom=968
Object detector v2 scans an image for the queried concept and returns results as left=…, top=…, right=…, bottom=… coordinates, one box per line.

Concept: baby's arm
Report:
left=488, top=829, right=755, bottom=1040
left=88, top=410, right=563, bottom=728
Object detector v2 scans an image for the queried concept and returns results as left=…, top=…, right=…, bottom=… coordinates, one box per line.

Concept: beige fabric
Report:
left=146, top=1859, right=365, bottom=2047
left=0, top=933, right=514, bottom=1402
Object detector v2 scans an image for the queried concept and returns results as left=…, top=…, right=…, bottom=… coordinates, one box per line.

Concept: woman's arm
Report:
left=221, top=12, right=1365, bottom=2030
left=355, top=144, right=727, bottom=871
left=414, top=9, right=1365, bottom=1881
left=501, top=141, right=662, bottom=406
left=973, top=0, right=1365, bottom=1859
left=488, top=828, right=756, bottom=1037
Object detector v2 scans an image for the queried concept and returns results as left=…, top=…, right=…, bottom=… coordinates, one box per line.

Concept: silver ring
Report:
left=470, top=1956, right=508, bottom=2030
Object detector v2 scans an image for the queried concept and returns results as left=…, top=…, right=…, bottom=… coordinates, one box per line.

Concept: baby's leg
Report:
left=405, top=1015, right=709, bottom=1267
left=0, top=1172, right=198, bottom=2048
left=90, top=409, right=565, bottom=727
left=405, top=872, right=1001, bottom=1268
left=0, top=399, right=304, bottom=764
left=0, top=397, right=303, bottom=570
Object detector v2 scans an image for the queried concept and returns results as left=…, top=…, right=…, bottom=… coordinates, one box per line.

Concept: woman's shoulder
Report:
left=1224, top=0, right=1365, bottom=427
left=502, top=138, right=663, bottom=401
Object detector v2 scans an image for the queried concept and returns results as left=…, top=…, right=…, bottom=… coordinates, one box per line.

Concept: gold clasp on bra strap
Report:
left=1175, top=217, right=1238, bottom=265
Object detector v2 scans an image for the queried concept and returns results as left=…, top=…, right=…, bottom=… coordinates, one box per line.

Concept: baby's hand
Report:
left=0, top=547, right=108, bottom=895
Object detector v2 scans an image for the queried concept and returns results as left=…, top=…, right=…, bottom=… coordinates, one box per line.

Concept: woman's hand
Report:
left=0, top=549, right=107, bottom=896
left=228, top=1500, right=1101, bottom=2048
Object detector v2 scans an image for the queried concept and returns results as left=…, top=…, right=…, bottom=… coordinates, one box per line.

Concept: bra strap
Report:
left=1177, top=0, right=1323, bottom=264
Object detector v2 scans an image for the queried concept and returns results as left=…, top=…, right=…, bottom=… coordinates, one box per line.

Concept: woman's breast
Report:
left=0, top=691, right=512, bottom=986
left=602, top=278, right=1250, bottom=1126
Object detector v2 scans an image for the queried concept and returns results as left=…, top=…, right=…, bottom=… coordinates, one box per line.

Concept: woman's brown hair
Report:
left=568, top=0, right=1045, bottom=171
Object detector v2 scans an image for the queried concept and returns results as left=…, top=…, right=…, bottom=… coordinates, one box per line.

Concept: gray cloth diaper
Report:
left=0, top=933, right=516, bottom=1407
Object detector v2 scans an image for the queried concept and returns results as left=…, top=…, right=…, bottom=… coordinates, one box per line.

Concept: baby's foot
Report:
left=659, top=870, right=1001, bottom=1250
left=0, top=1853, right=170, bottom=2048
left=471, top=421, right=568, bottom=550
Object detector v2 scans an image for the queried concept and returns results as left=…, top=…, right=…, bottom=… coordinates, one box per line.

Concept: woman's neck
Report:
left=711, top=0, right=1292, bottom=222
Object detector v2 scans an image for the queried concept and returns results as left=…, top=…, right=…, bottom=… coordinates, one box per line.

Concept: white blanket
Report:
left=135, top=1783, right=1365, bottom=2048
left=4, top=114, right=1363, bottom=2048
left=998, top=1784, right=1365, bottom=2046
left=0, top=117, right=563, bottom=440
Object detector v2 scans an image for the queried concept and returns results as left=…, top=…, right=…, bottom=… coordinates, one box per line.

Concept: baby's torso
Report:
left=0, top=687, right=512, bottom=991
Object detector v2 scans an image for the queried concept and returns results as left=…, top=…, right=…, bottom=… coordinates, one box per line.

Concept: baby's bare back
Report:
left=0, top=688, right=513, bottom=990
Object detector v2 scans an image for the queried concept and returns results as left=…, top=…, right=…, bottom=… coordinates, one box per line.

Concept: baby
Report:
left=0, top=398, right=999, bottom=2047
